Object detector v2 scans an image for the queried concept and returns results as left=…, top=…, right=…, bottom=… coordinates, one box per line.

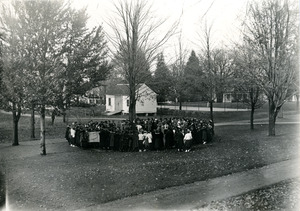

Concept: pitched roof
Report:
left=106, top=84, right=130, bottom=95
left=106, top=84, right=151, bottom=96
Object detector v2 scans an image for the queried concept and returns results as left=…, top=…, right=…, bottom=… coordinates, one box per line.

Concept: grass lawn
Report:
left=0, top=108, right=299, bottom=210
left=0, top=105, right=299, bottom=210
left=0, top=112, right=65, bottom=144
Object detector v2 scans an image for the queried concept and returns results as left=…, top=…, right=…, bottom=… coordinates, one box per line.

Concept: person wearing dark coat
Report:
left=174, top=127, right=184, bottom=152
left=109, top=130, right=115, bottom=150
left=201, top=124, right=208, bottom=144
left=128, top=129, right=134, bottom=151
left=131, top=129, right=139, bottom=152
left=153, top=128, right=163, bottom=150
left=165, top=127, right=174, bottom=149
left=195, top=126, right=202, bottom=144
left=119, top=130, right=126, bottom=152
left=100, top=128, right=110, bottom=149
left=114, top=128, right=121, bottom=151
left=75, top=129, right=81, bottom=146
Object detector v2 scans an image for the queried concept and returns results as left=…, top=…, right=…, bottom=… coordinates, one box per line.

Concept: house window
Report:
left=127, top=99, right=129, bottom=107
left=108, top=98, right=111, bottom=106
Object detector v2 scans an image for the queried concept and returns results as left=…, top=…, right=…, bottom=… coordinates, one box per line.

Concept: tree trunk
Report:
left=129, top=85, right=136, bottom=123
left=268, top=100, right=276, bottom=136
left=209, top=100, right=214, bottom=122
left=250, top=105, right=255, bottom=130
left=12, top=102, right=21, bottom=146
left=179, top=97, right=182, bottom=111
left=30, top=104, right=35, bottom=139
left=51, top=110, right=55, bottom=125
left=12, top=118, right=19, bottom=146
left=12, top=114, right=19, bottom=146
left=297, top=94, right=299, bottom=112
left=61, top=107, right=66, bottom=123
left=62, top=112, right=66, bottom=123
left=129, top=99, right=136, bottom=122
left=40, top=105, right=46, bottom=155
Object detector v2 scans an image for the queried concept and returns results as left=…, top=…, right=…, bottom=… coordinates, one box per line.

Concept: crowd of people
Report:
left=65, top=117, right=214, bottom=152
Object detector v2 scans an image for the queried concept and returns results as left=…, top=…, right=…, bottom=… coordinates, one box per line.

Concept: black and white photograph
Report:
left=0, top=0, right=299, bottom=210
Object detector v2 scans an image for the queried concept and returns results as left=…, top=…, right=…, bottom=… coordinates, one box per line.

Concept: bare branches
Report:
left=108, top=0, right=178, bottom=78
left=242, top=0, right=299, bottom=135
left=107, top=0, right=179, bottom=121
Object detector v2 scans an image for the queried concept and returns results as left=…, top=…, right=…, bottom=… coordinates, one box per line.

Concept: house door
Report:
left=115, top=96, right=122, bottom=111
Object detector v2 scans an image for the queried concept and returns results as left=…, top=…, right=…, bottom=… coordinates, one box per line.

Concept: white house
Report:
left=106, top=83, right=157, bottom=115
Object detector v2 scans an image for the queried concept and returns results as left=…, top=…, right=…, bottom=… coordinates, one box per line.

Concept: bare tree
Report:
left=244, top=0, right=299, bottom=136
left=210, top=48, right=235, bottom=103
left=108, top=0, right=178, bottom=122
left=198, top=21, right=215, bottom=122
left=170, top=33, right=189, bottom=110
left=292, top=34, right=300, bottom=111
left=233, top=43, right=266, bottom=130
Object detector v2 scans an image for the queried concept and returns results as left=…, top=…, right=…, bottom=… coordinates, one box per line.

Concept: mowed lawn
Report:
left=0, top=106, right=300, bottom=210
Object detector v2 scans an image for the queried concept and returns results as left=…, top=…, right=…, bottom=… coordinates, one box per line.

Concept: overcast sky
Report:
left=72, top=0, right=249, bottom=63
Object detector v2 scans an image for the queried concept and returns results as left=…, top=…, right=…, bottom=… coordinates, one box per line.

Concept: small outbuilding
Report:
left=105, top=83, right=157, bottom=115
